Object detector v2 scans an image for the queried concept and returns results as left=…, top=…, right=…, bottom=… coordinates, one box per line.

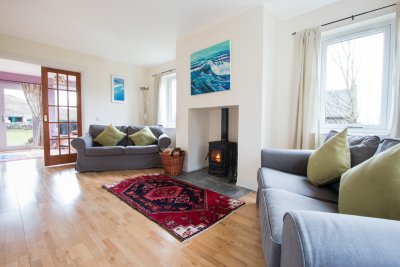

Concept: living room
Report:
left=1, top=0, right=400, bottom=266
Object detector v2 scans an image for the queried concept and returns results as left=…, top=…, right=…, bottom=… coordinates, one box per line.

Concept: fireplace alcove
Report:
left=186, top=106, right=239, bottom=180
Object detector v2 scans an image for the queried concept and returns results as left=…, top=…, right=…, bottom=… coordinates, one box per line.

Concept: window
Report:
left=320, top=18, right=393, bottom=133
left=158, top=73, right=176, bottom=128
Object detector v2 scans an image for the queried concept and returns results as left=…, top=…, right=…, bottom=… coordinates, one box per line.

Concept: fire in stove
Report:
left=211, top=150, right=222, bottom=163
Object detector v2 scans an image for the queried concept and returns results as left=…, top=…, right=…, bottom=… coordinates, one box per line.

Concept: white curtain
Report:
left=292, top=27, right=321, bottom=149
left=153, top=74, right=161, bottom=124
left=21, top=83, right=43, bottom=146
left=390, top=3, right=400, bottom=137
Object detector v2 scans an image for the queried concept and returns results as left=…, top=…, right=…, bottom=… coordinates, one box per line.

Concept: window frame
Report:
left=319, top=18, right=394, bottom=134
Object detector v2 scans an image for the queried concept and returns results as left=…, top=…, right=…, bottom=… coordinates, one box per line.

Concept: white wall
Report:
left=0, top=33, right=147, bottom=131
left=267, top=0, right=397, bottom=149
left=176, top=8, right=264, bottom=190
left=262, top=9, right=280, bottom=148
left=208, top=106, right=239, bottom=143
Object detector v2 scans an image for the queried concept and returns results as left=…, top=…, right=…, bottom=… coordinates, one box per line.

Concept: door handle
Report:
left=43, top=115, right=48, bottom=122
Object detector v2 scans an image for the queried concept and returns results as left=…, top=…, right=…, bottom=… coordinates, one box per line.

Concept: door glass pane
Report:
left=59, top=107, right=68, bottom=122
left=50, top=139, right=59, bottom=155
left=69, top=107, right=77, bottom=122
left=59, top=90, right=68, bottom=106
left=59, top=123, right=69, bottom=136
left=48, top=106, right=58, bottom=122
left=48, top=72, right=57, bottom=88
left=69, top=123, right=78, bottom=135
left=60, top=138, right=69, bottom=154
left=49, top=123, right=58, bottom=138
left=4, top=88, right=33, bottom=146
left=58, top=74, right=67, bottom=90
left=48, top=89, right=58, bottom=105
left=68, top=91, right=77, bottom=107
left=68, top=75, right=76, bottom=91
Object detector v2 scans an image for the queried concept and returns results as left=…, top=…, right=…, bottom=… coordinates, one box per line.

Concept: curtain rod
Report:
left=0, top=78, right=41, bottom=85
left=291, top=3, right=396, bottom=35
left=152, top=68, right=176, bottom=77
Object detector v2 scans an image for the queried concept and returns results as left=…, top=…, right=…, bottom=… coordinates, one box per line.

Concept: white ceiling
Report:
left=0, top=58, right=41, bottom=76
left=0, top=0, right=342, bottom=68
left=264, top=0, right=341, bottom=20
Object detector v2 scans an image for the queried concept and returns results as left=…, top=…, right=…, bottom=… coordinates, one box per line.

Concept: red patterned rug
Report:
left=102, top=174, right=245, bottom=241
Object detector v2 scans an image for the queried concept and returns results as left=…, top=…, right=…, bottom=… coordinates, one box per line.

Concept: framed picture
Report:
left=111, top=75, right=126, bottom=103
left=190, top=40, right=231, bottom=95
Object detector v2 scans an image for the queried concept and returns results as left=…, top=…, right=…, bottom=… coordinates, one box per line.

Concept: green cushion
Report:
left=307, top=128, right=350, bottom=186
left=93, top=125, right=126, bottom=146
left=339, top=144, right=400, bottom=220
left=128, top=127, right=157, bottom=146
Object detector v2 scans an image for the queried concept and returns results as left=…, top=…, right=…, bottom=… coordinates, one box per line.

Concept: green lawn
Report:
left=6, top=128, right=33, bottom=146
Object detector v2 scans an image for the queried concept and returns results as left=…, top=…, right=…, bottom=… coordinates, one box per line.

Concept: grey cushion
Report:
left=89, top=125, right=128, bottom=146
left=124, top=145, right=159, bottom=155
left=261, top=148, right=312, bottom=176
left=158, top=133, right=171, bottom=149
left=325, top=130, right=380, bottom=192
left=260, top=189, right=338, bottom=267
left=258, top=168, right=338, bottom=203
left=85, top=146, right=125, bottom=156
left=127, top=125, right=165, bottom=145
left=325, top=130, right=380, bottom=167
left=375, top=138, right=400, bottom=154
left=281, top=211, right=400, bottom=267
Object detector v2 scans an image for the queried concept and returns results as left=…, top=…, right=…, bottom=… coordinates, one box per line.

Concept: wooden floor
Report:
left=0, top=159, right=265, bottom=267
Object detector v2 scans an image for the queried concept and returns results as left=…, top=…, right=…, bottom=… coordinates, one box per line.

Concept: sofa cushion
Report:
left=127, top=125, right=164, bottom=145
left=339, top=144, right=400, bottom=220
left=86, top=146, right=125, bottom=156
left=375, top=138, right=400, bottom=154
left=124, top=145, right=159, bottom=155
left=258, top=168, right=338, bottom=203
left=128, top=127, right=158, bottom=146
left=308, top=128, right=350, bottom=186
left=259, top=189, right=337, bottom=267
left=89, top=125, right=127, bottom=146
left=281, top=211, right=400, bottom=267
left=325, top=130, right=380, bottom=167
left=93, top=125, right=127, bottom=146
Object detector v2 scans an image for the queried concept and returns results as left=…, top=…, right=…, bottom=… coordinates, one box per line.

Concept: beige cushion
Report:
left=339, top=144, right=400, bottom=220
left=93, top=125, right=126, bottom=146
left=307, top=128, right=350, bottom=186
left=128, top=127, right=157, bottom=146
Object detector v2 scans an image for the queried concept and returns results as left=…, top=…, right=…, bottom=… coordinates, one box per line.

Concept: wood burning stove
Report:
left=207, top=108, right=237, bottom=177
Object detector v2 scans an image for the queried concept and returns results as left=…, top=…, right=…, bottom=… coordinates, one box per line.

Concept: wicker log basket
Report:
left=160, top=148, right=185, bottom=176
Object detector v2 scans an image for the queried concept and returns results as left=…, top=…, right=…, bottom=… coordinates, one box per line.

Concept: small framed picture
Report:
left=111, top=75, right=126, bottom=103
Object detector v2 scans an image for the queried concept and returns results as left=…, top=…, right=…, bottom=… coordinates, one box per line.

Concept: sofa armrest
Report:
left=261, top=148, right=313, bottom=176
left=281, top=211, right=400, bottom=267
left=71, top=134, right=93, bottom=151
left=158, top=133, right=171, bottom=150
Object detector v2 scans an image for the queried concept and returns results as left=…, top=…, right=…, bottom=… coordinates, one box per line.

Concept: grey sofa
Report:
left=257, top=137, right=400, bottom=267
left=71, top=125, right=171, bottom=172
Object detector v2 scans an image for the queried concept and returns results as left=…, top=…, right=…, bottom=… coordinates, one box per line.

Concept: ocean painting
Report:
left=191, top=40, right=230, bottom=95
left=112, top=75, right=125, bottom=103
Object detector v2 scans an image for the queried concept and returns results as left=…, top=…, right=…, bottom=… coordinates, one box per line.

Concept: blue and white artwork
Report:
left=112, top=75, right=125, bottom=103
left=190, top=40, right=230, bottom=95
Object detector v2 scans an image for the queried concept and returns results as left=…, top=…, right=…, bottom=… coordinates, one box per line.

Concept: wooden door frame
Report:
left=42, top=67, right=82, bottom=166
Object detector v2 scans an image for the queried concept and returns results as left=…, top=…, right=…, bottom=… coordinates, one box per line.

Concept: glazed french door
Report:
left=41, top=67, right=82, bottom=166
